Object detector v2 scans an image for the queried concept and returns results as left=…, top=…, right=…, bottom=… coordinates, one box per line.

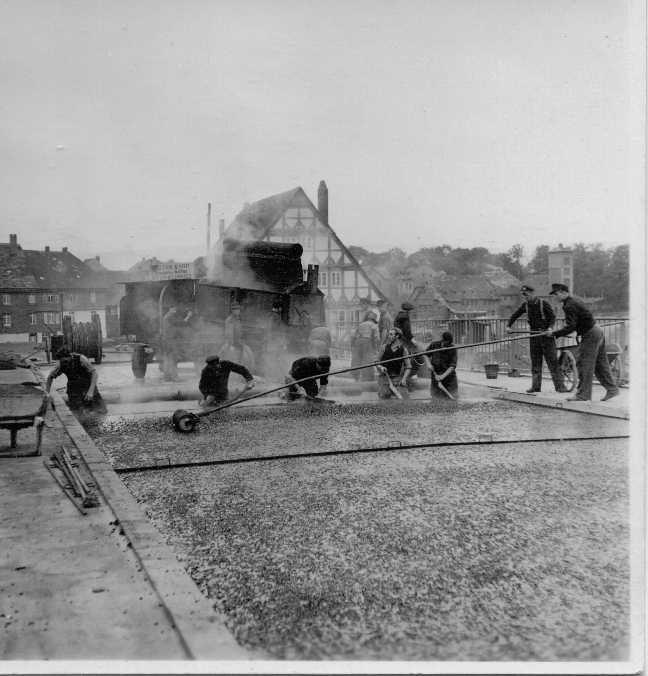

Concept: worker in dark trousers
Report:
left=506, top=284, right=567, bottom=394
left=546, top=283, right=619, bottom=402
left=376, top=327, right=412, bottom=398
left=425, top=331, right=459, bottom=399
left=308, top=324, right=332, bottom=397
left=45, top=347, right=107, bottom=413
left=198, top=355, right=255, bottom=407
left=394, top=302, right=422, bottom=381
left=285, top=356, right=330, bottom=400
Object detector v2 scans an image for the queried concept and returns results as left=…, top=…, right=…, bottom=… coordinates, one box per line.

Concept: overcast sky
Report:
left=0, top=0, right=644, bottom=269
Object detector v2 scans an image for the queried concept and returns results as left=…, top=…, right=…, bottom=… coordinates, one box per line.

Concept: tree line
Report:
left=349, top=243, right=629, bottom=311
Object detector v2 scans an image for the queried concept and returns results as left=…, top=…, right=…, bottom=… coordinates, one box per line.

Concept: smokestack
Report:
left=219, top=218, right=225, bottom=240
left=206, top=202, right=212, bottom=252
left=318, top=180, right=328, bottom=224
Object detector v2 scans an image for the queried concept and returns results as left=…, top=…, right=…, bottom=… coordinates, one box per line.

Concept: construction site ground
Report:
left=0, top=348, right=637, bottom=666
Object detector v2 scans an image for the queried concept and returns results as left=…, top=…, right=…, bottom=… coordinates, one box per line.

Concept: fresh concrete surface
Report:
left=0, top=369, right=250, bottom=662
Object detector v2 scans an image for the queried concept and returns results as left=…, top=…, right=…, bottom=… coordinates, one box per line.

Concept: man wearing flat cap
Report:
left=506, top=284, right=567, bottom=393
left=394, top=302, right=422, bottom=380
left=198, top=354, right=254, bottom=408
left=545, top=283, right=618, bottom=402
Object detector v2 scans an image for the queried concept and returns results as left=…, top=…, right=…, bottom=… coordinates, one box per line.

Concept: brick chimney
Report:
left=45, top=246, right=50, bottom=253
left=95, top=255, right=100, bottom=262
left=62, top=246, right=68, bottom=253
left=317, top=180, right=328, bottom=224
left=9, top=234, right=17, bottom=252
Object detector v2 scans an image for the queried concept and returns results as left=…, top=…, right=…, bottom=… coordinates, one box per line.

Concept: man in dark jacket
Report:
left=425, top=331, right=459, bottom=399
left=285, top=356, right=330, bottom=400
left=546, top=283, right=618, bottom=402
left=198, top=355, right=255, bottom=407
left=45, top=347, right=107, bottom=413
left=506, top=284, right=567, bottom=393
left=376, top=327, right=412, bottom=398
left=394, top=302, right=422, bottom=377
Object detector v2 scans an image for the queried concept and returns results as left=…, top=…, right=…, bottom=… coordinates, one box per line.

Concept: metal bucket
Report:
left=484, top=363, right=499, bottom=380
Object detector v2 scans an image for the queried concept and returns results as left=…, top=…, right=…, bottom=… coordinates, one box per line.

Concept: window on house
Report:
left=44, top=312, right=60, bottom=325
left=337, top=311, right=345, bottom=323
left=352, top=310, right=360, bottom=323
left=331, top=272, right=341, bottom=286
left=29, top=313, right=38, bottom=325
left=319, top=272, right=328, bottom=287
left=2, top=313, right=11, bottom=327
left=45, top=294, right=58, bottom=303
left=1, top=294, right=10, bottom=305
left=563, top=256, right=570, bottom=265
left=63, top=311, right=75, bottom=321
left=89, top=291, right=97, bottom=303
left=28, top=294, right=36, bottom=305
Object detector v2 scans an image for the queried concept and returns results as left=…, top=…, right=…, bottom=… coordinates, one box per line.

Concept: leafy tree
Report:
left=528, top=245, right=549, bottom=274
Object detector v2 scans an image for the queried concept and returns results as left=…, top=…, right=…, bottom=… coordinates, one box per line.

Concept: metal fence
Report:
left=330, top=316, right=629, bottom=373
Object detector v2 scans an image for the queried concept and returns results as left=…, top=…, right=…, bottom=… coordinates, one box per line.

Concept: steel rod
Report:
left=115, top=434, right=630, bottom=474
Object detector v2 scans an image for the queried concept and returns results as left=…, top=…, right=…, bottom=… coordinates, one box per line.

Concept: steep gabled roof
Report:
left=24, top=249, right=98, bottom=289
left=229, top=187, right=302, bottom=239
left=225, top=185, right=387, bottom=301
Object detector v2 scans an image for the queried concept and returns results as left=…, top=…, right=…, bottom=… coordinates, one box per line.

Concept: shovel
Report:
left=431, top=367, right=455, bottom=400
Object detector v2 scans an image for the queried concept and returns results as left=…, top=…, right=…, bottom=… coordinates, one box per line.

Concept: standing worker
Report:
left=263, top=301, right=287, bottom=379
left=376, top=327, right=412, bottom=398
left=161, top=306, right=183, bottom=382
left=546, top=283, right=619, bottom=402
left=308, top=323, right=332, bottom=396
left=220, top=302, right=255, bottom=373
left=351, top=313, right=380, bottom=381
left=506, top=284, right=567, bottom=394
left=198, top=355, right=255, bottom=407
left=376, top=299, right=394, bottom=345
left=394, top=302, right=422, bottom=379
left=424, top=331, right=458, bottom=400
left=45, top=347, right=107, bottom=413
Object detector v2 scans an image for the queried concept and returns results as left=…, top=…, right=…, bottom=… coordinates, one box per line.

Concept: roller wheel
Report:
left=172, top=409, right=199, bottom=433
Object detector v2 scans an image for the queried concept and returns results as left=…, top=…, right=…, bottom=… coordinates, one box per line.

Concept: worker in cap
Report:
left=376, top=327, right=412, bottom=398
left=393, top=301, right=422, bottom=380
left=424, top=331, right=459, bottom=400
left=545, top=284, right=619, bottom=402
left=506, top=283, right=566, bottom=393
left=284, top=356, right=331, bottom=401
left=199, top=354, right=254, bottom=408
left=46, top=346, right=107, bottom=414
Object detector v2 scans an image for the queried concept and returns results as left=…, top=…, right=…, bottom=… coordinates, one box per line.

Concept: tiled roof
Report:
left=1, top=242, right=114, bottom=290
left=227, top=187, right=302, bottom=239
left=0, top=245, right=38, bottom=288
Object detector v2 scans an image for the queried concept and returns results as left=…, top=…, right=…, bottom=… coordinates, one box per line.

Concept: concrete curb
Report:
left=49, top=389, right=251, bottom=661
left=494, top=390, right=629, bottom=420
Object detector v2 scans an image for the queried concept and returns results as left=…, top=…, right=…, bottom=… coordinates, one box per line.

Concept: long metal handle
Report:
left=196, top=331, right=545, bottom=417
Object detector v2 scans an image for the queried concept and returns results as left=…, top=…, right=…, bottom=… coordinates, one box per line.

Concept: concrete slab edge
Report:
left=493, top=390, right=629, bottom=420
left=49, top=390, right=251, bottom=661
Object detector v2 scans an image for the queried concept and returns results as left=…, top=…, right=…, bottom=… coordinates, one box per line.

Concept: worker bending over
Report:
left=199, top=354, right=254, bottom=408
left=46, top=347, right=107, bottom=413
left=285, top=356, right=330, bottom=401
left=376, top=327, right=412, bottom=398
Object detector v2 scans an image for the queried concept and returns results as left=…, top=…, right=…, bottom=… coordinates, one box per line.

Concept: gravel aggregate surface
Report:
left=111, top=434, right=630, bottom=661
left=87, top=400, right=629, bottom=470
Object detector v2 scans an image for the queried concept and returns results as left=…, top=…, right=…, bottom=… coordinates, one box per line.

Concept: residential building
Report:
left=220, top=181, right=385, bottom=338
left=0, top=234, right=116, bottom=342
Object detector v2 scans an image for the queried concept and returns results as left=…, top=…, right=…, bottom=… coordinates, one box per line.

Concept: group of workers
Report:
left=45, top=282, right=619, bottom=414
